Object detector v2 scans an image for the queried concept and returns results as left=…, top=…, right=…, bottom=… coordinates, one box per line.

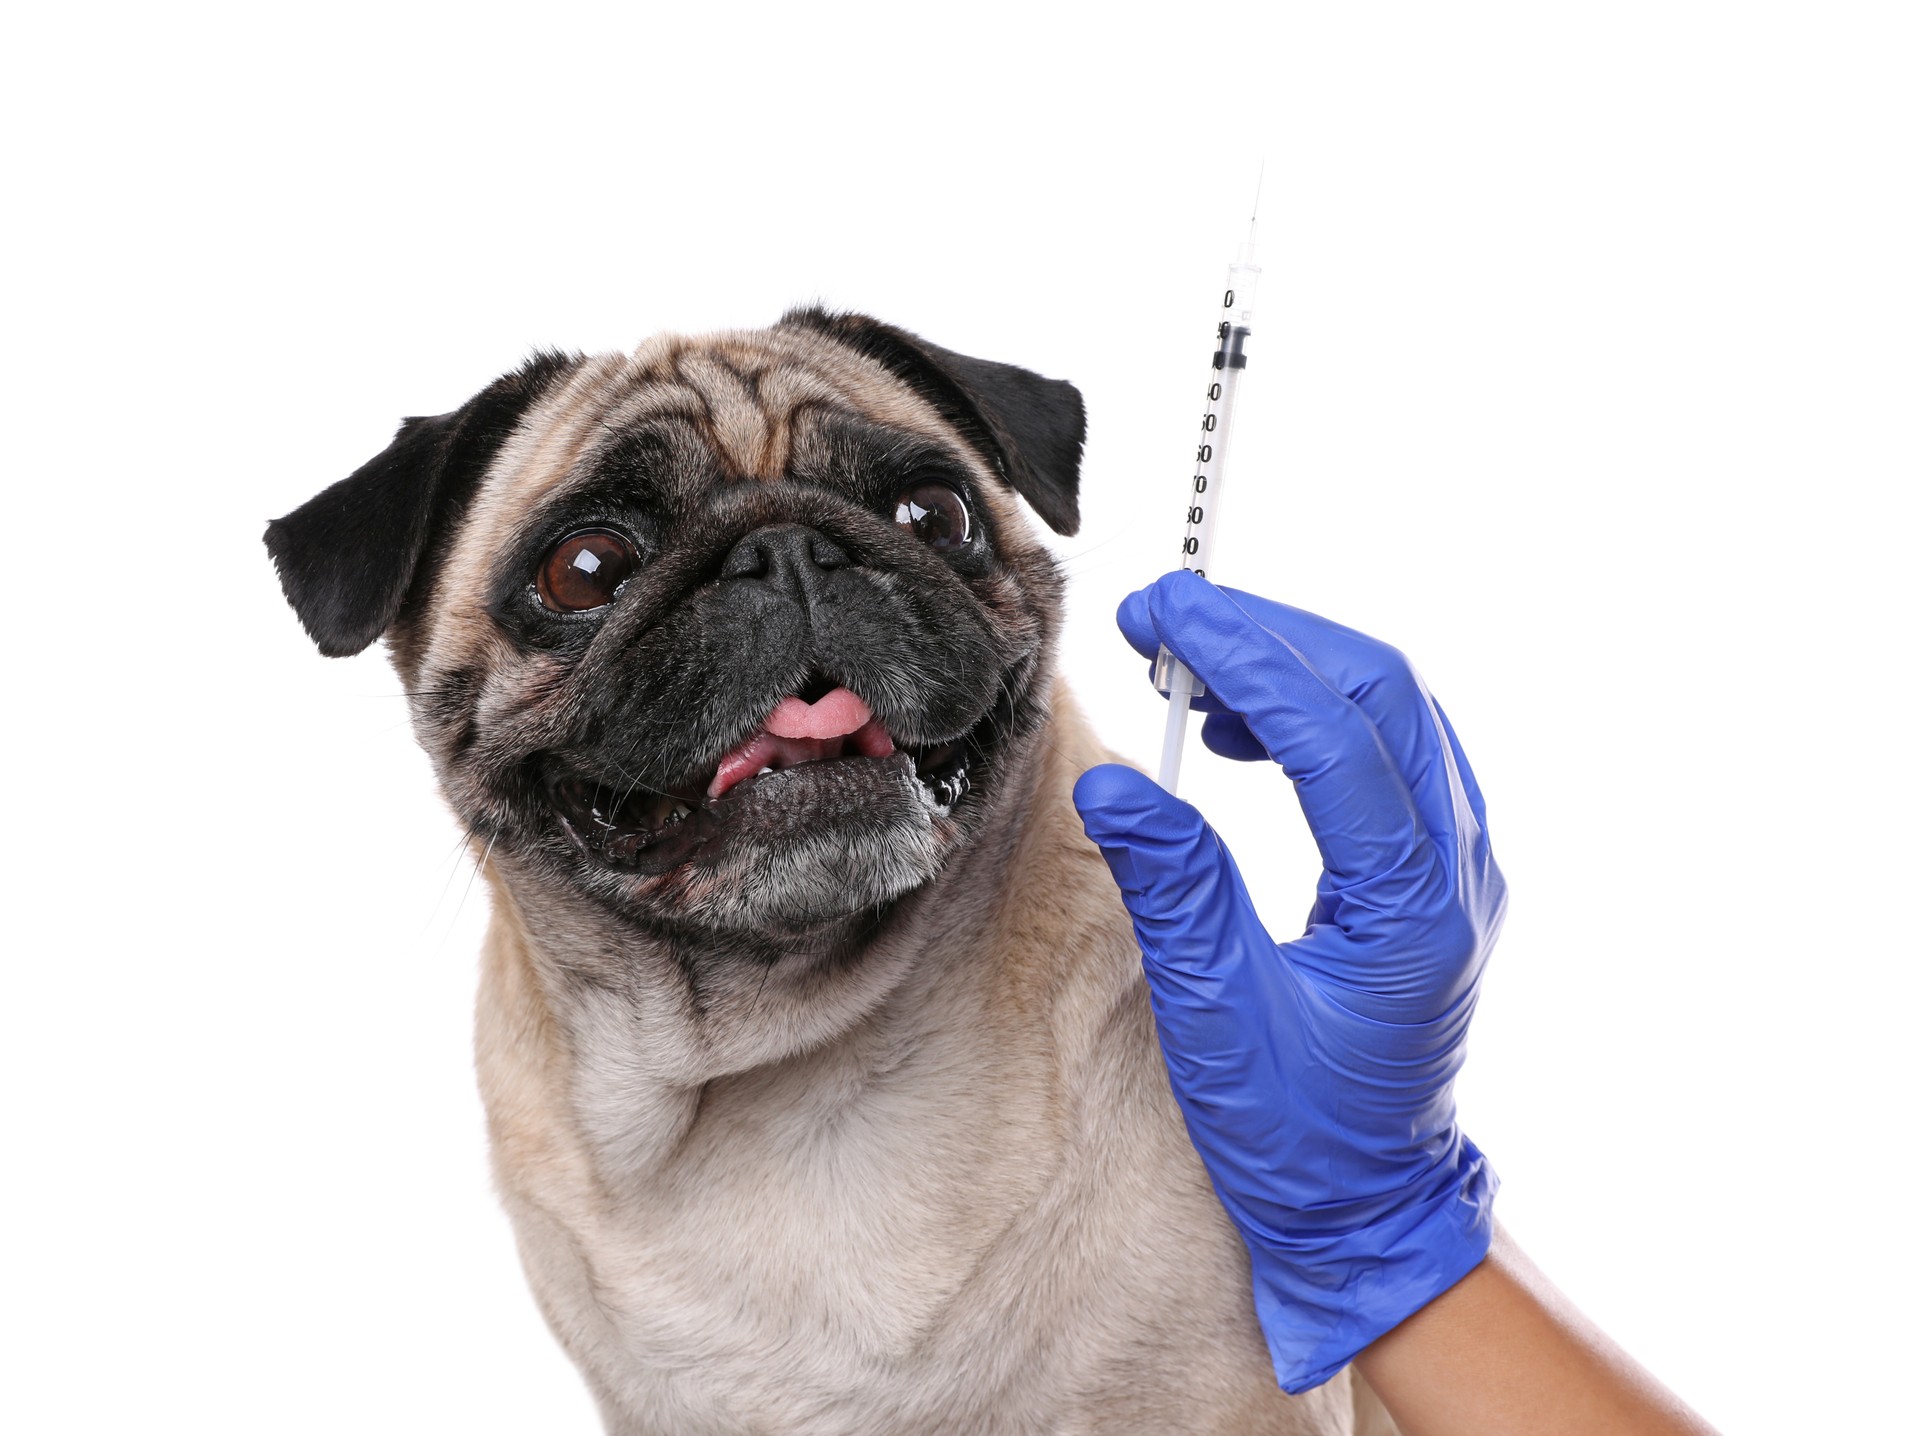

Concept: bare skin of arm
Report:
left=1354, top=1225, right=1720, bottom=1436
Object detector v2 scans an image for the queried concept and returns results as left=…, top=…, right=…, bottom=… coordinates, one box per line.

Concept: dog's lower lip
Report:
left=708, top=712, right=897, bottom=800
left=545, top=737, right=972, bottom=870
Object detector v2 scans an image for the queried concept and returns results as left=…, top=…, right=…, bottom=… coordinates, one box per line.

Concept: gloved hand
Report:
left=1073, top=571, right=1505, bottom=1394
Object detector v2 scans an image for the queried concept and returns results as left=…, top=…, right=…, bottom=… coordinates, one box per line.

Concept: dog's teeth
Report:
left=921, top=764, right=970, bottom=813
left=668, top=802, right=691, bottom=823
left=756, top=766, right=773, bottom=777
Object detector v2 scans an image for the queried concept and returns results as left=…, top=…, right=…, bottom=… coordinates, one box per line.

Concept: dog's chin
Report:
left=545, top=745, right=973, bottom=935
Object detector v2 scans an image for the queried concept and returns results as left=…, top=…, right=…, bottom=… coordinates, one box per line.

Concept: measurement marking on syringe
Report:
left=1153, top=214, right=1263, bottom=794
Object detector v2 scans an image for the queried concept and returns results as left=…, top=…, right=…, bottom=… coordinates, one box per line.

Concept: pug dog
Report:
left=266, top=311, right=1394, bottom=1435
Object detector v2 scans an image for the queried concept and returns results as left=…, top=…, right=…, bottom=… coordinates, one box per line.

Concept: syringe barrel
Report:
left=1152, top=256, right=1262, bottom=696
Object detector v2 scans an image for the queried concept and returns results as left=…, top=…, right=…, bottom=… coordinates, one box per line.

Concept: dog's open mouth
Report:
left=546, top=686, right=972, bottom=871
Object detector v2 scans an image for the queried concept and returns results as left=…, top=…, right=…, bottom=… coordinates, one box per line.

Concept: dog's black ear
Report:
left=779, top=308, right=1086, bottom=536
left=265, top=351, right=581, bottom=657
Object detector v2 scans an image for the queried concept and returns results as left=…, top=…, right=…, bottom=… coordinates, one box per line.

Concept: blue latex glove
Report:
left=1073, top=571, right=1505, bottom=1394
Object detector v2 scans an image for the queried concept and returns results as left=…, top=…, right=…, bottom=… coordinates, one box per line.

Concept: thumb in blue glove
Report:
left=1073, top=570, right=1504, bottom=1394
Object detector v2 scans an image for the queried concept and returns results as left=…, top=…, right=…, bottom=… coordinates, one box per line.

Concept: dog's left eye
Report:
left=894, top=484, right=970, bottom=551
left=537, top=529, right=640, bottom=612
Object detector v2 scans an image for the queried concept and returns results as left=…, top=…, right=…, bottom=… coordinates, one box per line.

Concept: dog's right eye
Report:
left=893, top=483, right=971, bottom=551
left=537, top=529, right=640, bottom=612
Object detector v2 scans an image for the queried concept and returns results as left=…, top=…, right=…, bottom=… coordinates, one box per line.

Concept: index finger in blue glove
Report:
left=1199, top=710, right=1271, bottom=763
left=1137, top=575, right=1442, bottom=918
left=1121, top=576, right=1481, bottom=869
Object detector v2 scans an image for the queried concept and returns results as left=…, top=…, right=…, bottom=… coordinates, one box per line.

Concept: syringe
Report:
left=1152, top=218, right=1261, bottom=793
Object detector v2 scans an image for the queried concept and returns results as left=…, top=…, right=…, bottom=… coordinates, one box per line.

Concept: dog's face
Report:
left=267, top=311, right=1083, bottom=948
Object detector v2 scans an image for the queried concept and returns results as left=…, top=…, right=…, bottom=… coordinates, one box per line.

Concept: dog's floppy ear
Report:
left=265, top=351, right=581, bottom=657
left=779, top=308, right=1086, bottom=536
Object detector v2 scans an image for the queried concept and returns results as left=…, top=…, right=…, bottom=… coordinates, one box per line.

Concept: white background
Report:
left=5, top=3, right=1914, bottom=1432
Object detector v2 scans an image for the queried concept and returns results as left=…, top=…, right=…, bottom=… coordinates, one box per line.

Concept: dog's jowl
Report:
left=267, top=312, right=1386, bottom=1435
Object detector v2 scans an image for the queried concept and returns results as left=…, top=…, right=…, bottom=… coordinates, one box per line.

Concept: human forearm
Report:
left=1355, top=1225, right=1719, bottom=1436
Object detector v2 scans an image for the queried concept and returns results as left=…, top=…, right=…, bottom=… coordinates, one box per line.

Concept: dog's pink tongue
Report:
left=763, top=688, right=873, bottom=740
left=707, top=689, right=895, bottom=799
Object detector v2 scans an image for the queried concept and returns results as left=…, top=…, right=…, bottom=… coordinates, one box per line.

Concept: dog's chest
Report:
left=480, top=850, right=1360, bottom=1434
left=529, top=1035, right=1079, bottom=1431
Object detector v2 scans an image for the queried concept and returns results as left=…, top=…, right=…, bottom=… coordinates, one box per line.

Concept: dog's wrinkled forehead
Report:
left=265, top=310, right=1083, bottom=670
left=427, top=327, right=1003, bottom=653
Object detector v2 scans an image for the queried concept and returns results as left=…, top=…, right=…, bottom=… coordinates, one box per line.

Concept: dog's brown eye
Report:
left=894, top=484, right=970, bottom=551
left=537, top=529, right=639, bottom=612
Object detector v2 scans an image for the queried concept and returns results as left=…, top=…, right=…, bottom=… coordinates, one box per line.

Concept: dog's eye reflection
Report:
left=537, top=529, right=640, bottom=612
left=893, top=483, right=970, bottom=551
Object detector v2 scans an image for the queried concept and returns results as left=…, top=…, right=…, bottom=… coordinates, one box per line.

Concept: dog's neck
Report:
left=477, top=680, right=1114, bottom=1186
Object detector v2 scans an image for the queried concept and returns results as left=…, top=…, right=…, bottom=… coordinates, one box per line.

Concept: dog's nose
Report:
left=719, top=524, right=850, bottom=602
left=720, top=525, right=849, bottom=583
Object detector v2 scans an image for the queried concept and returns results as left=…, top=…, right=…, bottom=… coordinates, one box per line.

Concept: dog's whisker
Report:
left=437, top=828, right=500, bottom=955
left=416, top=819, right=492, bottom=941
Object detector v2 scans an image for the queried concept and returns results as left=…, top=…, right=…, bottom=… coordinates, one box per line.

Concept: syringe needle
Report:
left=1241, top=161, right=1264, bottom=264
